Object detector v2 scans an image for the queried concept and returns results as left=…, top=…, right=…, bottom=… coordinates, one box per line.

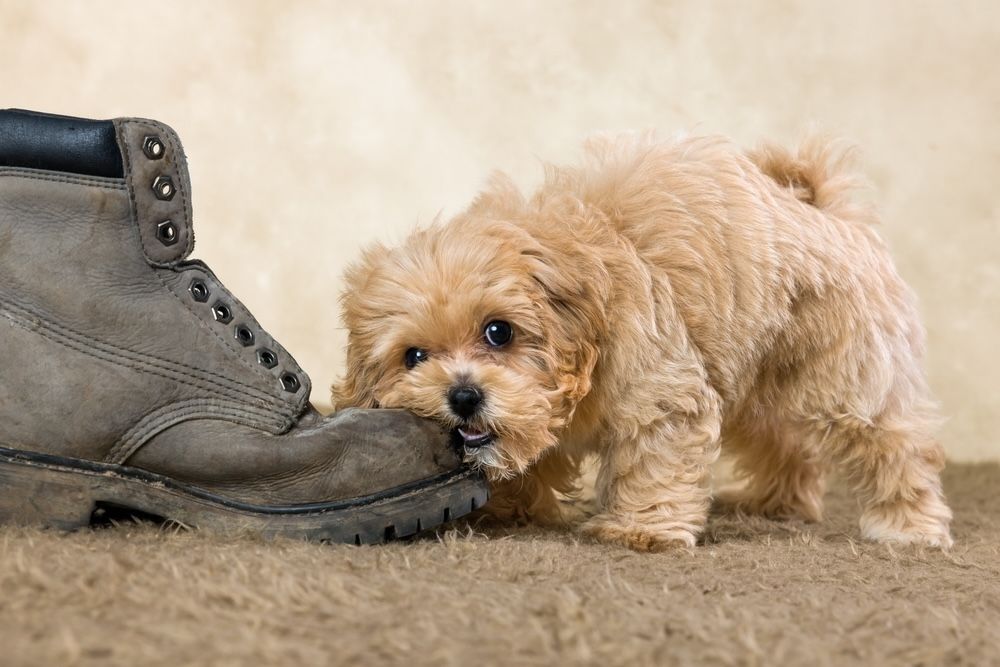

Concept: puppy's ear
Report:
left=521, top=211, right=611, bottom=409
left=332, top=245, right=389, bottom=410
left=332, top=341, right=381, bottom=409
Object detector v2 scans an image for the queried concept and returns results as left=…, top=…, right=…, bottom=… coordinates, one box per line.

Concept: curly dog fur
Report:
left=333, top=132, right=953, bottom=551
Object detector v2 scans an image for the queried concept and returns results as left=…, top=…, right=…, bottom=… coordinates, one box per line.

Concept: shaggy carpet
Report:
left=1, top=463, right=997, bottom=667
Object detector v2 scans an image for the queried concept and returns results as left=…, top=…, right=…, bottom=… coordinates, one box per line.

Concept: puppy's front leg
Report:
left=582, top=396, right=721, bottom=551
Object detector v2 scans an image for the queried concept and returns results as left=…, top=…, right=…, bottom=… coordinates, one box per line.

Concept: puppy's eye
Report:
left=404, top=347, right=429, bottom=369
left=484, top=320, right=513, bottom=347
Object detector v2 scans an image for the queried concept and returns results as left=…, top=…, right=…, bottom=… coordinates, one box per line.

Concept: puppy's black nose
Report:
left=448, top=385, right=483, bottom=419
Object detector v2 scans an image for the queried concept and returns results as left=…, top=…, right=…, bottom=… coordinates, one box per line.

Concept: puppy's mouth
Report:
left=451, top=427, right=495, bottom=450
left=448, top=424, right=515, bottom=481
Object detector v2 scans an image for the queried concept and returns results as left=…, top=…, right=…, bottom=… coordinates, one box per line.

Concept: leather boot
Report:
left=0, top=109, right=486, bottom=543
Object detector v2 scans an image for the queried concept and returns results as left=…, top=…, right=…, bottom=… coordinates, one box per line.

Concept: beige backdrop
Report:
left=1, top=1, right=996, bottom=460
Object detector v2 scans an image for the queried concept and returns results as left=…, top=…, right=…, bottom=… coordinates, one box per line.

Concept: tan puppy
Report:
left=333, top=133, right=953, bottom=550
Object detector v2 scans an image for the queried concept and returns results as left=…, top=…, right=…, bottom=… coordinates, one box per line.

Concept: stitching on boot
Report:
left=6, top=309, right=288, bottom=413
left=0, top=168, right=127, bottom=190
left=0, top=297, right=294, bottom=411
left=117, top=119, right=154, bottom=264
left=0, top=296, right=286, bottom=405
left=106, top=398, right=293, bottom=465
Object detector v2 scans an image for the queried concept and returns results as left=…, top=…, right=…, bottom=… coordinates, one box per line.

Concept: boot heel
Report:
left=0, top=456, right=98, bottom=530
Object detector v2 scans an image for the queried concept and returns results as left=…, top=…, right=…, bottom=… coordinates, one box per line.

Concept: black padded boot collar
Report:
left=0, top=109, right=124, bottom=178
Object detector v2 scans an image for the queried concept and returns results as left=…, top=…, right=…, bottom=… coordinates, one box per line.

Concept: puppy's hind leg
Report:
left=581, top=390, right=722, bottom=551
left=809, top=407, right=952, bottom=548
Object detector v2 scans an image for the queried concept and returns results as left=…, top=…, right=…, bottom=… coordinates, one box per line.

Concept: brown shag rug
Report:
left=1, top=463, right=997, bottom=667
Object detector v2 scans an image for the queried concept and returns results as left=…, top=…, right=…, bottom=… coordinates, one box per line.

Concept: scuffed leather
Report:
left=0, top=119, right=461, bottom=504
left=0, top=169, right=304, bottom=444
left=129, top=407, right=461, bottom=504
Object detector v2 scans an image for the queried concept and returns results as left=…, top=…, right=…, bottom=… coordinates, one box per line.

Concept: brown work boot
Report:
left=0, top=109, right=487, bottom=543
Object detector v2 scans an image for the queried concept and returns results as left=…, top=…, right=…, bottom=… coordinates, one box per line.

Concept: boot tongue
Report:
left=115, top=118, right=195, bottom=267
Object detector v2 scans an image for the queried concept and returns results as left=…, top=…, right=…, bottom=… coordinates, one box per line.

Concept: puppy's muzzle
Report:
left=448, top=384, right=483, bottom=419
left=447, top=384, right=495, bottom=451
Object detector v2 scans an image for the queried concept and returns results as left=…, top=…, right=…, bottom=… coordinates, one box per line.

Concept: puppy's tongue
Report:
left=458, top=428, right=487, bottom=439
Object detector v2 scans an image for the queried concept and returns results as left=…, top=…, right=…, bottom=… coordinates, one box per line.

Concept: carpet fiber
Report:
left=2, top=463, right=997, bottom=666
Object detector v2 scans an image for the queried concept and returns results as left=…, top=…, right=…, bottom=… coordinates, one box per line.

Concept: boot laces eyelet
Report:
left=152, top=175, right=175, bottom=201
left=155, top=220, right=178, bottom=246
left=142, top=135, right=165, bottom=160
left=189, top=279, right=210, bottom=302
left=212, top=302, right=233, bottom=324
left=280, top=372, right=300, bottom=393
left=257, top=348, right=278, bottom=369
left=235, top=325, right=255, bottom=346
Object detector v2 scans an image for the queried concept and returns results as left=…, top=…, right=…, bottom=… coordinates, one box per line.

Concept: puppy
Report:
left=333, top=133, right=953, bottom=550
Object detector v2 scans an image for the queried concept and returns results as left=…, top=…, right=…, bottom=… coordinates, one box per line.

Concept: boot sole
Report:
left=0, top=446, right=488, bottom=544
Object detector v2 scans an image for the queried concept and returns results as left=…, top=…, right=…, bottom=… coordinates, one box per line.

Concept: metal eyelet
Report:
left=189, top=279, right=210, bottom=302
left=234, top=325, right=255, bottom=347
left=152, top=175, right=175, bottom=201
left=257, top=348, right=278, bottom=369
left=212, top=302, right=233, bottom=324
left=155, top=220, right=178, bottom=246
left=280, top=372, right=300, bottom=393
left=142, top=136, right=165, bottom=160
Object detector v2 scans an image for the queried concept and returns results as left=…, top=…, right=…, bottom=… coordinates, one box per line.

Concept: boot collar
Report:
left=0, top=110, right=193, bottom=268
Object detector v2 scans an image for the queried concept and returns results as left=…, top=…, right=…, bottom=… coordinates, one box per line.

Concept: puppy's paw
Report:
left=860, top=504, right=953, bottom=549
left=864, top=526, right=954, bottom=549
left=580, top=513, right=698, bottom=552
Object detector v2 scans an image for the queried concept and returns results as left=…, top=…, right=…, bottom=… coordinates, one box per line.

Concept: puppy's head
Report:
left=333, top=182, right=605, bottom=479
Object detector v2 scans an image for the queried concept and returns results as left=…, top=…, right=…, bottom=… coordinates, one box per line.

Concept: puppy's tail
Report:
left=748, top=136, right=875, bottom=222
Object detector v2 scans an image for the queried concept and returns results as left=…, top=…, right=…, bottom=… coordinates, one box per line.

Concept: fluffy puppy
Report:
left=333, top=133, right=953, bottom=550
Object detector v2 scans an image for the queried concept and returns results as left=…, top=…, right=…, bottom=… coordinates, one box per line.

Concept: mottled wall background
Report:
left=1, top=1, right=996, bottom=460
